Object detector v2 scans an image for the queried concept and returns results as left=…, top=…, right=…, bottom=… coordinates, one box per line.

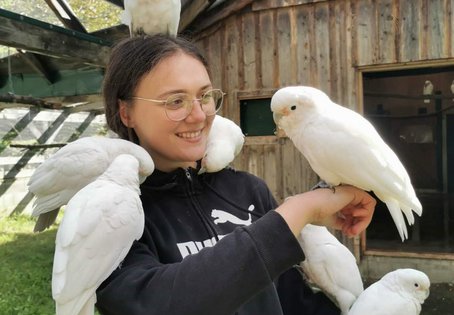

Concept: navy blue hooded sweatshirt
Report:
left=96, top=166, right=340, bottom=315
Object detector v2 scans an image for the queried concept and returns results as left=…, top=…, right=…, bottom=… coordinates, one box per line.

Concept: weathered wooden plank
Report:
left=242, top=12, right=258, bottom=90
left=313, top=2, right=331, bottom=91
left=222, top=16, right=241, bottom=120
left=427, top=0, right=446, bottom=59
left=377, top=0, right=398, bottom=63
left=179, top=0, right=216, bottom=31
left=259, top=10, right=276, bottom=88
left=0, top=10, right=110, bottom=67
left=355, top=0, right=377, bottom=66
left=252, top=0, right=329, bottom=11
left=295, top=6, right=312, bottom=85
left=399, top=0, right=422, bottom=62
left=276, top=9, right=293, bottom=86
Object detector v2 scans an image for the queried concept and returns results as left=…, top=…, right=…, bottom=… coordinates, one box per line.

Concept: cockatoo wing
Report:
left=296, top=104, right=419, bottom=239
left=28, top=136, right=154, bottom=232
left=299, top=225, right=363, bottom=314
left=200, top=115, right=245, bottom=173
left=52, top=155, right=144, bottom=315
left=348, top=281, right=417, bottom=315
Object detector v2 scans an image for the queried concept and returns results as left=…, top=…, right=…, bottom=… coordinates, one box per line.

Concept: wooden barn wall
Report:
left=195, top=0, right=454, bottom=203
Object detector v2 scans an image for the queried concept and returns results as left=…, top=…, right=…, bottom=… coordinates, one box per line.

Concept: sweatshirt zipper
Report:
left=184, top=169, right=220, bottom=241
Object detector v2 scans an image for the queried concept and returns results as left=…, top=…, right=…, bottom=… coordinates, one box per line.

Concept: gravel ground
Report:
left=422, top=283, right=454, bottom=315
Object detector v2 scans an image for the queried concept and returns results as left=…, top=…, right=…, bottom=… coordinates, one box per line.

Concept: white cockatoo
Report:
left=348, top=268, right=430, bottom=315
left=199, top=115, right=245, bottom=174
left=52, top=154, right=145, bottom=315
left=270, top=86, right=422, bottom=241
left=423, top=80, right=433, bottom=104
left=28, top=136, right=155, bottom=232
left=121, top=0, right=181, bottom=36
left=298, top=224, right=363, bottom=315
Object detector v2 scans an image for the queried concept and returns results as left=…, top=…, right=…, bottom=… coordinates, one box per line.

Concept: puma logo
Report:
left=211, top=205, right=255, bottom=226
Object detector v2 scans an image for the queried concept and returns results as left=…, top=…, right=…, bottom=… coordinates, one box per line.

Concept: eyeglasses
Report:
left=130, top=89, right=225, bottom=121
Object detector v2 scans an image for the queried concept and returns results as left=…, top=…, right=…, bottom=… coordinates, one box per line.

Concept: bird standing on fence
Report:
left=270, top=86, right=422, bottom=241
left=28, top=136, right=155, bottom=232
left=121, top=0, right=181, bottom=36
left=348, top=268, right=430, bottom=315
left=52, top=154, right=146, bottom=315
left=298, top=224, right=364, bottom=315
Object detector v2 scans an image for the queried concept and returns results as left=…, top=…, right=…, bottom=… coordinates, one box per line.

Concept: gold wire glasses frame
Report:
left=130, top=89, right=226, bottom=121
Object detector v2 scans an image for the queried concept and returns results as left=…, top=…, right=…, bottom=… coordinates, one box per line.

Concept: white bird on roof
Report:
left=28, top=136, right=155, bottom=232
left=270, top=86, right=422, bottom=241
left=121, top=0, right=181, bottom=36
left=348, top=268, right=430, bottom=315
left=298, top=224, right=364, bottom=315
left=52, top=154, right=145, bottom=315
left=199, top=115, right=245, bottom=174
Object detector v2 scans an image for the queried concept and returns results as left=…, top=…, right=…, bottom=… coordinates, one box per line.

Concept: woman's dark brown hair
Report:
left=103, top=34, right=209, bottom=143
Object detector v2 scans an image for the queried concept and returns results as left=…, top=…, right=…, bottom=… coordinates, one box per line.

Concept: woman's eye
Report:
left=167, top=97, right=186, bottom=108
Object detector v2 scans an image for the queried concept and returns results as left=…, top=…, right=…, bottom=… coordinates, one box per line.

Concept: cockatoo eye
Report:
left=414, top=283, right=419, bottom=287
left=290, top=105, right=297, bottom=110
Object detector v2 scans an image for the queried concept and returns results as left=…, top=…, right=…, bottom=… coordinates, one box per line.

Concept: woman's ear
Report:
left=119, top=100, right=134, bottom=127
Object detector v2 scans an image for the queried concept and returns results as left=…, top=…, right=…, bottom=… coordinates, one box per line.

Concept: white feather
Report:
left=298, top=224, right=363, bottom=315
left=270, top=86, right=422, bottom=241
left=200, top=115, right=245, bottom=174
left=121, top=0, right=181, bottom=36
left=52, top=154, right=145, bottom=315
left=348, top=268, right=430, bottom=315
left=28, top=136, right=154, bottom=232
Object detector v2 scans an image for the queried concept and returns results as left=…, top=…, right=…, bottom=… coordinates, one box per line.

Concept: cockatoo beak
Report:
left=273, top=112, right=283, bottom=126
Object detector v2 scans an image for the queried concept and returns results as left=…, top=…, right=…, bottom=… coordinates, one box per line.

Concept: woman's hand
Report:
left=275, top=185, right=376, bottom=237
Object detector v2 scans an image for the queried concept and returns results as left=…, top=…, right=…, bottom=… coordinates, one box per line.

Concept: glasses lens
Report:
left=164, top=90, right=224, bottom=121
left=165, top=94, right=190, bottom=121
left=202, top=89, right=223, bottom=116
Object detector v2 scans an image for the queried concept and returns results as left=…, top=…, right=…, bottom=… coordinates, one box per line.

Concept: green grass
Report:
left=0, top=215, right=57, bottom=315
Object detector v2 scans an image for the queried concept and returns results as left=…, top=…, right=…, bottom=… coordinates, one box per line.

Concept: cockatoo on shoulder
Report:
left=52, top=154, right=145, bottom=315
left=121, top=0, right=181, bottom=37
left=298, top=224, right=363, bottom=315
left=270, top=86, right=422, bottom=241
left=28, top=136, right=155, bottom=232
left=199, top=115, right=245, bottom=174
left=348, top=268, right=430, bottom=315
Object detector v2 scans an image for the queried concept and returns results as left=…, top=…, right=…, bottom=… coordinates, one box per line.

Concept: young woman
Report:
left=96, top=34, right=375, bottom=315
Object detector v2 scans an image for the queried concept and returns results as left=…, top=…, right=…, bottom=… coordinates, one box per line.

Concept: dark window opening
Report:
left=363, top=66, right=454, bottom=253
left=239, top=98, right=275, bottom=136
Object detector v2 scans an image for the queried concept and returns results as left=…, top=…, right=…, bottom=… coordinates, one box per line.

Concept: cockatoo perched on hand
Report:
left=121, top=0, right=181, bottom=37
left=270, top=86, right=422, bottom=241
left=298, top=224, right=364, bottom=315
left=28, top=136, right=155, bottom=232
left=423, top=80, right=433, bottom=104
left=348, top=268, right=430, bottom=315
left=52, top=154, right=145, bottom=315
left=199, top=115, right=245, bottom=174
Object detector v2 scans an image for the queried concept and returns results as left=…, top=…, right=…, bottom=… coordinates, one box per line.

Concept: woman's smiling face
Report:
left=119, top=51, right=215, bottom=172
